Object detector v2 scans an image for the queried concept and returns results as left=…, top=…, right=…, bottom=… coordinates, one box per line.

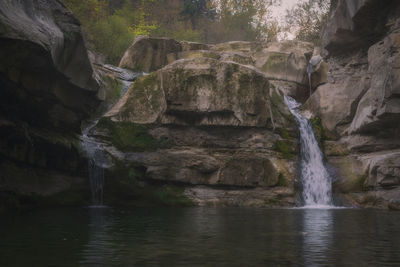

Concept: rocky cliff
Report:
left=89, top=36, right=318, bottom=207
left=0, top=0, right=101, bottom=210
left=304, top=0, right=400, bottom=209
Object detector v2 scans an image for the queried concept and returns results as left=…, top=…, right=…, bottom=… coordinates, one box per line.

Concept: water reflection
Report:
left=3, top=208, right=396, bottom=266
left=80, top=207, right=118, bottom=266
left=302, top=208, right=333, bottom=266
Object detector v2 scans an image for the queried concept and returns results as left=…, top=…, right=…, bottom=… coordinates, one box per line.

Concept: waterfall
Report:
left=80, top=67, right=144, bottom=206
left=307, top=62, right=312, bottom=97
left=81, top=120, right=108, bottom=206
left=284, top=96, right=333, bottom=207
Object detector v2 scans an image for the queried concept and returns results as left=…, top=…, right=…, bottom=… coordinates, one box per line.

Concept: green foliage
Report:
left=310, top=116, right=327, bottom=142
left=97, top=118, right=170, bottom=152
left=102, top=75, right=123, bottom=101
left=276, top=140, right=294, bottom=159
left=276, top=126, right=295, bottom=159
left=209, top=0, right=281, bottom=42
left=284, top=0, right=330, bottom=45
left=277, top=172, right=287, bottom=187
left=63, top=0, right=156, bottom=64
left=153, top=186, right=193, bottom=206
left=63, top=0, right=283, bottom=62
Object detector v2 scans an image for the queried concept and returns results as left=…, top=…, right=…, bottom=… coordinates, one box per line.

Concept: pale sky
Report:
left=271, top=0, right=299, bottom=21
left=270, top=0, right=301, bottom=40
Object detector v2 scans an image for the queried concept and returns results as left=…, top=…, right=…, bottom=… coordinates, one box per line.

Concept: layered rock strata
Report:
left=91, top=36, right=320, bottom=207
left=304, top=0, right=400, bottom=209
left=0, top=0, right=101, bottom=210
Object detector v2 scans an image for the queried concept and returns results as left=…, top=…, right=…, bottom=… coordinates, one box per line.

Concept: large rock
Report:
left=92, top=52, right=300, bottom=205
left=107, top=57, right=294, bottom=129
left=303, top=52, right=370, bottom=137
left=0, top=0, right=101, bottom=209
left=120, top=36, right=314, bottom=102
left=0, top=0, right=100, bottom=131
left=306, top=0, right=400, bottom=209
left=347, top=30, right=400, bottom=134
left=119, top=36, right=182, bottom=72
left=322, top=0, right=398, bottom=55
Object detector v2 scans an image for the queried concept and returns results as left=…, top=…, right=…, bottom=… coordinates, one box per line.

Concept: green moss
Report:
left=102, top=75, right=123, bottom=102
left=275, top=140, right=294, bottom=159
left=238, top=73, right=252, bottom=99
left=277, top=172, right=287, bottom=187
left=97, top=118, right=170, bottom=152
left=105, top=163, right=193, bottom=207
left=279, top=128, right=290, bottom=140
left=230, top=42, right=241, bottom=50
left=203, top=52, right=221, bottom=60
left=337, top=173, right=368, bottom=193
left=263, top=53, right=287, bottom=72
left=152, top=185, right=193, bottom=206
left=310, top=116, right=327, bottom=143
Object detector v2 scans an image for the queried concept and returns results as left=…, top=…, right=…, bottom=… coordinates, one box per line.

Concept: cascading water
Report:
left=284, top=96, right=333, bottom=207
left=306, top=62, right=313, bottom=97
left=80, top=66, right=144, bottom=206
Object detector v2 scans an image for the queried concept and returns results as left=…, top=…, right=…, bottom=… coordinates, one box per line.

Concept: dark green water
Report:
left=0, top=207, right=399, bottom=266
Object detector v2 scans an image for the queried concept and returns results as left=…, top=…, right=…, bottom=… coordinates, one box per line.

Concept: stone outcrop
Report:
left=0, top=0, right=101, bottom=210
left=119, top=36, right=315, bottom=103
left=304, top=0, right=400, bottom=208
left=90, top=39, right=308, bottom=207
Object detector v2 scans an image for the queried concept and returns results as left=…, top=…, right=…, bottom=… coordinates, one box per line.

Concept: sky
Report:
left=270, top=0, right=301, bottom=40
left=271, top=0, right=299, bottom=20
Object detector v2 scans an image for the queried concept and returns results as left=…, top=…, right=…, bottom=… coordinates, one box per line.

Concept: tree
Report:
left=204, top=0, right=281, bottom=42
left=284, top=0, right=330, bottom=44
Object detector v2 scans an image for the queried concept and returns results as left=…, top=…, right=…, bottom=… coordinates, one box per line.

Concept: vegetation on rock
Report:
left=63, top=0, right=282, bottom=64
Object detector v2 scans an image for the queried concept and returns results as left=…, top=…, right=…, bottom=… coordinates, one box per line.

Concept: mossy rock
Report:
left=97, top=118, right=170, bottom=152
left=105, top=163, right=193, bottom=207
left=310, top=116, right=327, bottom=143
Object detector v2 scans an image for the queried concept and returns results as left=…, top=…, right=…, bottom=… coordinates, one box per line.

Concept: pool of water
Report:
left=0, top=207, right=399, bottom=266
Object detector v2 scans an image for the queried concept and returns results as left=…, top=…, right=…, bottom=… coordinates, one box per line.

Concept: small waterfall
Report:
left=80, top=67, right=144, bottom=206
left=307, top=62, right=312, bottom=97
left=284, top=96, right=333, bottom=207
left=81, top=120, right=108, bottom=206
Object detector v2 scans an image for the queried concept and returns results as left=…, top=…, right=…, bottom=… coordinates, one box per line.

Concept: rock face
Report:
left=304, top=0, right=400, bottom=208
left=90, top=37, right=314, bottom=207
left=119, top=36, right=315, bottom=102
left=0, top=0, right=101, bottom=210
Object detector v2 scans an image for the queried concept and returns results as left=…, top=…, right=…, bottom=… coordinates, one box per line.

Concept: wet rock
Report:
left=0, top=0, right=101, bottom=208
left=183, top=186, right=296, bottom=207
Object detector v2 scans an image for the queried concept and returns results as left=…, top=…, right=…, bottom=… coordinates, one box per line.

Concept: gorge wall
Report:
left=305, top=0, right=400, bottom=209
left=1, top=0, right=399, bottom=210
left=0, top=0, right=101, bottom=210
left=90, top=37, right=319, bottom=207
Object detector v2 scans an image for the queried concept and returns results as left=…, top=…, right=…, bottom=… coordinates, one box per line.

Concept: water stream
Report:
left=284, top=96, right=333, bottom=207
left=307, top=62, right=313, bottom=97
left=80, top=66, right=144, bottom=206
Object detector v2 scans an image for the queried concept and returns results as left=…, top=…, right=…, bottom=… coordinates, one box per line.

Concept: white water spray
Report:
left=284, top=96, right=333, bottom=207
left=80, top=67, right=144, bottom=206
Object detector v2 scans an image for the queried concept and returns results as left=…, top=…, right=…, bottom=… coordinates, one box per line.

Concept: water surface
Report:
left=0, top=207, right=399, bottom=266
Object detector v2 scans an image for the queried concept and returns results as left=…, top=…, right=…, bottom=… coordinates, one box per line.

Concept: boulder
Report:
left=184, top=186, right=296, bottom=207
left=254, top=40, right=313, bottom=85
left=347, top=31, right=400, bottom=134
left=93, top=53, right=299, bottom=196
left=0, top=0, right=100, bottom=131
left=0, top=0, right=101, bottom=209
left=119, top=36, right=182, bottom=72
left=305, top=0, right=400, bottom=209
left=107, top=57, right=294, bottom=129
left=322, top=0, right=397, bottom=55
left=120, top=36, right=314, bottom=102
